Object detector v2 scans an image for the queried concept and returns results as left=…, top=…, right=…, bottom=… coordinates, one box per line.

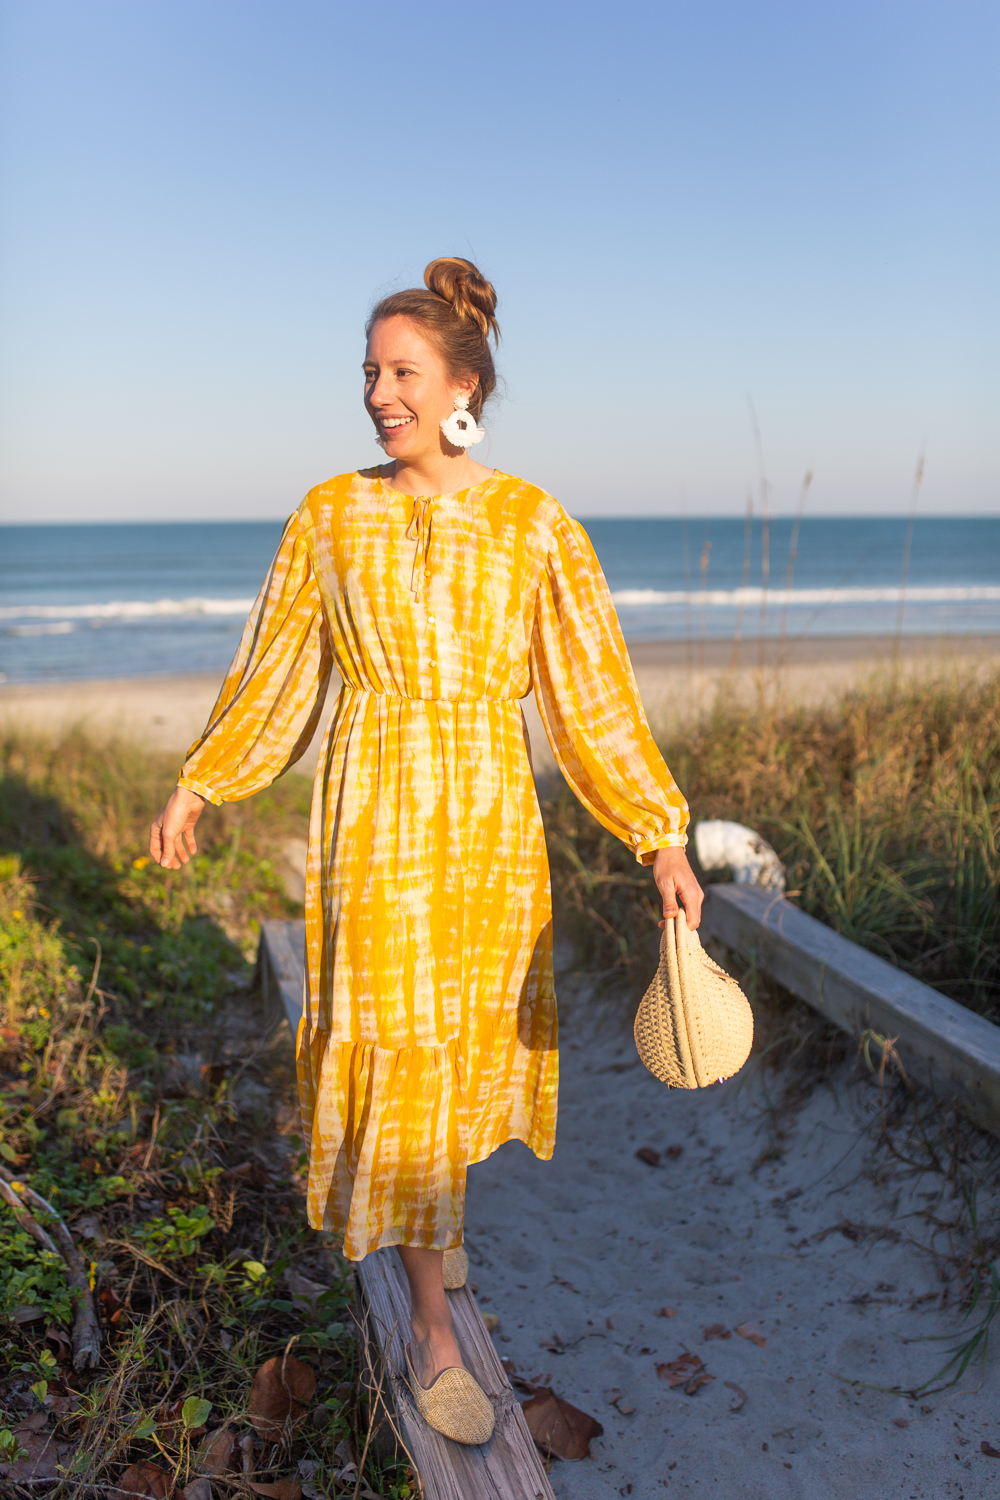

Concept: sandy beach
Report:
left=464, top=966, right=1000, bottom=1499
left=2, top=635, right=997, bottom=784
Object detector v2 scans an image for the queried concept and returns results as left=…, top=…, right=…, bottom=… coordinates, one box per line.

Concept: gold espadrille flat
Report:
left=442, top=1245, right=469, bottom=1290
left=404, top=1345, right=495, bottom=1446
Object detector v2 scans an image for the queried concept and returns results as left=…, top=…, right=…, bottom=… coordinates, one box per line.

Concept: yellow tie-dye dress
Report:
left=179, top=468, right=688, bottom=1260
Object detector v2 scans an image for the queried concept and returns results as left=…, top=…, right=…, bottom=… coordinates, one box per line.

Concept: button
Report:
left=427, top=614, right=436, bottom=624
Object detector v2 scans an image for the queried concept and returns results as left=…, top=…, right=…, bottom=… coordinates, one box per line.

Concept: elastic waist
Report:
left=338, top=684, right=522, bottom=705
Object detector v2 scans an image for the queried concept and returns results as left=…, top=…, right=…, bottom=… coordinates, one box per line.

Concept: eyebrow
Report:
left=362, top=357, right=424, bottom=368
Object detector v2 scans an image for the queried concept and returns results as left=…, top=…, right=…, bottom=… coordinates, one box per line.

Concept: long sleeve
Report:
left=178, top=512, right=333, bottom=805
left=529, top=514, right=688, bottom=862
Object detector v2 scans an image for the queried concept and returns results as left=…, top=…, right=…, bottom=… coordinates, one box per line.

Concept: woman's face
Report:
left=364, top=316, right=474, bottom=463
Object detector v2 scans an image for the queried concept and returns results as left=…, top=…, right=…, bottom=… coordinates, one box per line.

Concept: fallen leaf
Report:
left=617, top=1403, right=636, bottom=1415
left=101, top=1286, right=126, bottom=1329
left=893, top=1417, right=909, bottom=1428
left=71, top=1212, right=104, bottom=1241
left=983, top=1441, right=1000, bottom=1458
left=157, top=1397, right=207, bottom=1442
left=656, top=1352, right=714, bottom=1395
left=521, top=1387, right=603, bottom=1461
left=0, top=1420, right=72, bottom=1485
left=724, top=1380, right=747, bottom=1412
left=635, top=1147, right=661, bottom=1167
left=655, top=1307, right=677, bottom=1319
left=665, top=1144, right=684, bottom=1159
left=735, top=1323, right=767, bottom=1349
left=45, top=1323, right=73, bottom=1361
left=703, top=1324, right=731, bottom=1341
left=482, top=1312, right=499, bottom=1333
left=548, top=1275, right=580, bottom=1293
left=11, top=1304, right=46, bottom=1324
left=248, top=1483, right=302, bottom=1500
left=235, top=1432, right=254, bottom=1475
left=111, top=1460, right=175, bottom=1500
left=196, top=1427, right=237, bottom=1475
left=283, top=1271, right=330, bottom=1315
left=181, top=1481, right=214, bottom=1500
left=248, top=1356, right=317, bottom=1440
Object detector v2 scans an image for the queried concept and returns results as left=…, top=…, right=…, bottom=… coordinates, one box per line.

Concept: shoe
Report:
left=404, top=1343, right=495, bottom=1446
left=442, top=1245, right=469, bottom=1290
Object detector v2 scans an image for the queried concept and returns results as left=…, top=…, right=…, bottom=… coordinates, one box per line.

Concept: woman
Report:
left=150, top=257, right=702, bottom=1445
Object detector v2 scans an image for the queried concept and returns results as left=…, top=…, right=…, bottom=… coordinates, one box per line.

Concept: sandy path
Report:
left=464, top=981, right=1000, bottom=1499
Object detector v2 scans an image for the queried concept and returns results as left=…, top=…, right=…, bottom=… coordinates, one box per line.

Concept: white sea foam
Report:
left=0, top=598, right=255, bottom=621
left=611, top=586, right=1000, bottom=608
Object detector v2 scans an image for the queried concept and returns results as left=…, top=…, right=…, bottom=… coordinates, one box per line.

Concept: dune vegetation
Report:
left=0, top=668, right=997, bottom=1492
left=546, top=667, right=1000, bottom=1021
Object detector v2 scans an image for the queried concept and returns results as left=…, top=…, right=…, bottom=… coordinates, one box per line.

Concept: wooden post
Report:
left=702, top=883, right=1000, bottom=1138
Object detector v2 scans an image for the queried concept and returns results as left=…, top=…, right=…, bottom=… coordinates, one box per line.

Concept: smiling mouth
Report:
left=379, top=415, right=414, bottom=432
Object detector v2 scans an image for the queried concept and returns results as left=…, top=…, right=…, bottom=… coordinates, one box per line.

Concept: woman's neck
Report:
left=382, top=451, right=495, bottom=497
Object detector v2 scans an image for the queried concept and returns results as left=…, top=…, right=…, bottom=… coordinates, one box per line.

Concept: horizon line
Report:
left=2, top=511, right=1000, bottom=528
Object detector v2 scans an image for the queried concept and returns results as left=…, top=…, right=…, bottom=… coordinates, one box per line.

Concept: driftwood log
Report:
left=0, top=1166, right=101, bottom=1370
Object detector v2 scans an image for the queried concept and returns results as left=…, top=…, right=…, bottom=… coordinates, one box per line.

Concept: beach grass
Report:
left=545, top=666, right=1000, bottom=1023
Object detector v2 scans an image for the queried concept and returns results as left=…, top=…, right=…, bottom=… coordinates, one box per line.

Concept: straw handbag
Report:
left=634, top=914, right=754, bottom=1087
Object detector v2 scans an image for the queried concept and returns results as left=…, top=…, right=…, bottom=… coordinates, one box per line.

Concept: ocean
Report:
left=1, top=514, right=998, bottom=685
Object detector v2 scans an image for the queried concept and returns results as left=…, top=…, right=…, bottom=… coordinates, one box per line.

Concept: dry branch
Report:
left=0, top=1165, right=101, bottom=1369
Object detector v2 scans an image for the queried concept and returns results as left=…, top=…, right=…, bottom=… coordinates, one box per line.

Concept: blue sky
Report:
left=1, top=0, right=996, bottom=521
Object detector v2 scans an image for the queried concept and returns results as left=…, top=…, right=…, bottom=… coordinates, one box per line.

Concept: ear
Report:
left=453, top=377, right=478, bottom=406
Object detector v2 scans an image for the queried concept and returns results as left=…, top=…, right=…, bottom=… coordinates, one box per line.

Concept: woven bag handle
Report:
left=662, top=915, right=699, bottom=1088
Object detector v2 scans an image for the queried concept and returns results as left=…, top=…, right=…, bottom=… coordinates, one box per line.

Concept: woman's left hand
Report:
left=653, top=846, right=704, bottom=931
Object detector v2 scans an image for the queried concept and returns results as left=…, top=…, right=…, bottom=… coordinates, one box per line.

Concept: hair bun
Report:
left=424, top=257, right=500, bottom=345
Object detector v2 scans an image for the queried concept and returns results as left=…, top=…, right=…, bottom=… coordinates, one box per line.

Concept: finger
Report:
left=149, top=818, right=163, bottom=861
left=659, top=878, right=680, bottom=919
left=159, top=823, right=181, bottom=869
left=676, top=880, right=704, bottom=930
left=183, top=824, right=198, bottom=859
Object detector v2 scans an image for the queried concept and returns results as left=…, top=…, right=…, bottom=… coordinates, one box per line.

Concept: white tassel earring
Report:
left=440, top=394, right=485, bottom=448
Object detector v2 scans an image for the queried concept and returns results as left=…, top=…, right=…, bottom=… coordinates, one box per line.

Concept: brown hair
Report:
left=366, top=257, right=500, bottom=421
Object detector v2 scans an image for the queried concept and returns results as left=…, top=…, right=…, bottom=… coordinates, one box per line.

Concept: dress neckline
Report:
left=371, top=466, right=504, bottom=503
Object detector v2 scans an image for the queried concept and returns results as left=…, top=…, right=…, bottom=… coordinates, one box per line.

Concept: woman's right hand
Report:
left=150, top=786, right=206, bottom=869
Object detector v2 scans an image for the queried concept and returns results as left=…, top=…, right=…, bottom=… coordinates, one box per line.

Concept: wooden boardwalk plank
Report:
left=258, top=918, right=306, bottom=1036
left=357, top=1249, right=554, bottom=1500
left=702, top=883, right=1000, bottom=1137
left=256, top=920, right=554, bottom=1500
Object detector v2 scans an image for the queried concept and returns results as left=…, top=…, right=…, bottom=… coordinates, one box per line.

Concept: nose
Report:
left=368, top=371, right=395, bottom=408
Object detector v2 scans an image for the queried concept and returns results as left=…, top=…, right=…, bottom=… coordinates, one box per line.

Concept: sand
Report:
left=2, top=636, right=997, bottom=786
left=465, top=968, right=1000, bottom=1499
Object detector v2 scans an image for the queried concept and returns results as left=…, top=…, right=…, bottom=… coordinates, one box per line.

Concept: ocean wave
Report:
left=0, top=598, right=255, bottom=621
left=611, top=586, right=1000, bottom=608
left=4, top=622, right=76, bottom=636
